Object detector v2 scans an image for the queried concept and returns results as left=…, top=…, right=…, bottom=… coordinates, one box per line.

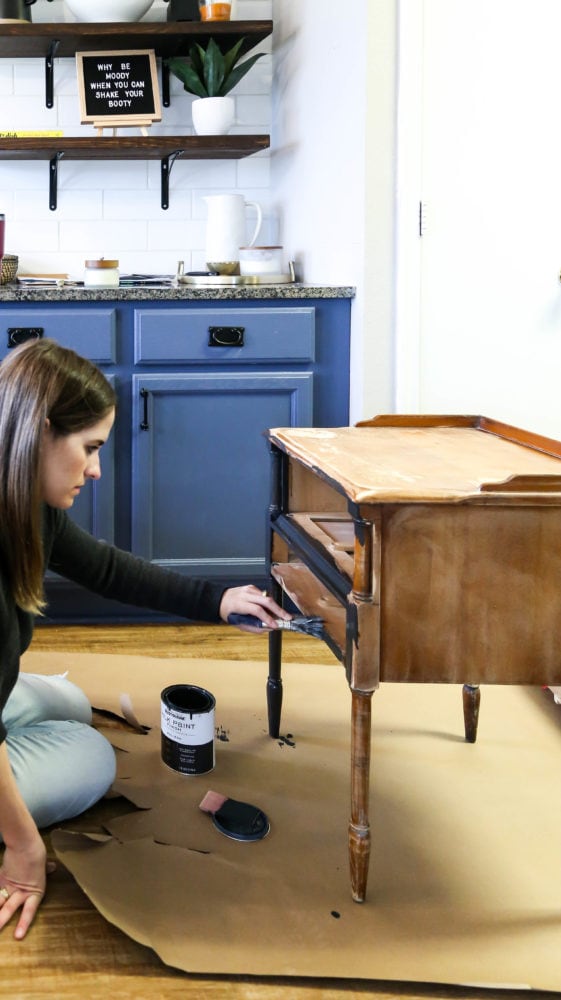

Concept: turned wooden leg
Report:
left=462, top=683, right=481, bottom=743
left=267, top=626, right=283, bottom=738
left=349, top=689, right=373, bottom=902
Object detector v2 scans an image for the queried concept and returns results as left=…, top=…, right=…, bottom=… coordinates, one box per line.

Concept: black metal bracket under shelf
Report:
left=48, top=148, right=185, bottom=211
left=49, top=151, right=63, bottom=211
left=161, top=150, right=183, bottom=210
left=45, top=40, right=60, bottom=109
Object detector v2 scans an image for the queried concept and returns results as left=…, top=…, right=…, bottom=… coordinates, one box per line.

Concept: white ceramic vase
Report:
left=192, top=97, right=235, bottom=137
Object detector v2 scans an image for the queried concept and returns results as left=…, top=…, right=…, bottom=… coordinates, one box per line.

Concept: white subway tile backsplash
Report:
left=15, top=189, right=103, bottom=220
left=237, top=154, right=270, bottom=188
left=0, top=63, right=13, bottom=95
left=61, top=218, right=148, bottom=252
left=60, top=160, right=150, bottom=190
left=149, top=218, right=207, bottom=250
left=236, top=95, right=270, bottom=128
left=0, top=162, right=48, bottom=190
left=13, top=219, right=60, bottom=251
left=103, top=188, right=192, bottom=220
left=0, top=4, right=273, bottom=272
left=155, top=159, right=238, bottom=191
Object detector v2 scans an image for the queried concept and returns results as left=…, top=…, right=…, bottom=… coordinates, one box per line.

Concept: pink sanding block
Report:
left=199, top=790, right=228, bottom=814
left=199, top=789, right=270, bottom=842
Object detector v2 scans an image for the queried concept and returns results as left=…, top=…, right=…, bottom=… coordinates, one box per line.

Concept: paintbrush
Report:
left=227, top=613, right=325, bottom=638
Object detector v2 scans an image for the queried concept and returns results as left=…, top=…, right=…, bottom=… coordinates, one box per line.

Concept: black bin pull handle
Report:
left=140, top=388, right=149, bottom=431
left=7, top=327, right=44, bottom=348
left=208, top=325, right=244, bottom=348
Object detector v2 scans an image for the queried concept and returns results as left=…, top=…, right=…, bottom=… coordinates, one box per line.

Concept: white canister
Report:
left=238, top=246, right=283, bottom=276
left=84, top=259, right=120, bottom=288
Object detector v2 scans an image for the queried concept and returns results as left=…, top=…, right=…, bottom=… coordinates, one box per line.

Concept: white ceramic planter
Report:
left=192, top=96, right=235, bottom=136
left=64, top=0, right=155, bottom=21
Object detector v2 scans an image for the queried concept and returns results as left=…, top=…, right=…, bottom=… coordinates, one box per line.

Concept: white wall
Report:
left=271, top=0, right=398, bottom=421
left=0, top=0, right=274, bottom=277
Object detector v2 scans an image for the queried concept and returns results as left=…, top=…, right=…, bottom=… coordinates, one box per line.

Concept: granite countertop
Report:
left=0, top=282, right=355, bottom=303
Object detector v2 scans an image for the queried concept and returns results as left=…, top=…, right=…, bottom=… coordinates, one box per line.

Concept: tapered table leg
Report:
left=267, top=627, right=283, bottom=739
left=349, top=689, right=373, bottom=902
left=462, top=683, right=481, bottom=743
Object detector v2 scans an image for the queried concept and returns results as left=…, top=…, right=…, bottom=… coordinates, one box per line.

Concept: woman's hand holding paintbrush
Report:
left=219, top=584, right=290, bottom=632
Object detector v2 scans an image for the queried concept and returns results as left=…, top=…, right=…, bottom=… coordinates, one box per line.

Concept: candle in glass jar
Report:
left=198, top=1, right=231, bottom=20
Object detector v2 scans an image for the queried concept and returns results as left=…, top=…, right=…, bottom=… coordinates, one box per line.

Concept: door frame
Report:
left=394, top=0, right=424, bottom=411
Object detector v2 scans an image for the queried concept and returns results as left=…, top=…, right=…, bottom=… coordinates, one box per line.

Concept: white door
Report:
left=397, top=0, right=561, bottom=439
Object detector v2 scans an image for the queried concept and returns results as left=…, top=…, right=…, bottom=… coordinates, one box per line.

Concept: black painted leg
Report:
left=267, top=626, right=283, bottom=738
left=462, top=683, right=481, bottom=743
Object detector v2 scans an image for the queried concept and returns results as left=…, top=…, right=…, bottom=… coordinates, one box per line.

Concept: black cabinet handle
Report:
left=7, top=327, right=44, bottom=348
left=208, top=326, right=245, bottom=347
left=140, top=388, right=149, bottom=430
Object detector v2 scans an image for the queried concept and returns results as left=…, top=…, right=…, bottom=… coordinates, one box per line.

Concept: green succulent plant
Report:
left=166, top=37, right=265, bottom=99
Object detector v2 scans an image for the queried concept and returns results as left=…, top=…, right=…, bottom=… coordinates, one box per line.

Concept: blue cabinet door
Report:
left=0, top=311, right=117, bottom=551
left=131, top=371, right=313, bottom=580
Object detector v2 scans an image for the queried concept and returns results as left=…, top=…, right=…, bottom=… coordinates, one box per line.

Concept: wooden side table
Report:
left=265, top=415, right=561, bottom=903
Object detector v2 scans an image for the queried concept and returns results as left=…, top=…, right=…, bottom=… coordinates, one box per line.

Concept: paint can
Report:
left=161, top=684, right=216, bottom=775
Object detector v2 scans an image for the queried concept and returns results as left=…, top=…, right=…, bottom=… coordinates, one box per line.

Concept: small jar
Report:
left=84, top=258, right=120, bottom=288
left=198, top=0, right=231, bottom=21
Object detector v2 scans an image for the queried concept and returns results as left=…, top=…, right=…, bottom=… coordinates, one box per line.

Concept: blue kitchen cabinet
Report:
left=0, top=294, right=351, bottom=621
left=0, top=307, right=117, bottom=547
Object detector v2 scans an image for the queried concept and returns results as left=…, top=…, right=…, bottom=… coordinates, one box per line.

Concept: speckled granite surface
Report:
left=0, top=283, right=355, bottom=303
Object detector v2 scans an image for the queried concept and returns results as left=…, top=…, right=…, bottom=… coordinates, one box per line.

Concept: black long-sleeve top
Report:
left=0, top=505, right=226, bottom=743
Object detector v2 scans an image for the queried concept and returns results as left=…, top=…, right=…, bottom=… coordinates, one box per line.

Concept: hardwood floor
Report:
left=4, top=624, right=544, bottom=1000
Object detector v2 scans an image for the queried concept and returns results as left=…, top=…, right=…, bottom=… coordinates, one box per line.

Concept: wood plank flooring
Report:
left=1, top=624, right=545, bottom=1000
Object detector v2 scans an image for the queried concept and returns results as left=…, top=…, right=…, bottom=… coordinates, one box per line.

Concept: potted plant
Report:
left=166, top=37, right=265, bottom=135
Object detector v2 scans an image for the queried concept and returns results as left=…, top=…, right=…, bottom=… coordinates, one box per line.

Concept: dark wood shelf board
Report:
left=0, top=21, right=272, bottom=59
left=0, top=135, right=269, bottom=160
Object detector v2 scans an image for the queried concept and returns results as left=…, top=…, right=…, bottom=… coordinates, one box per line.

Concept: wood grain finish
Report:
left=380, top=503, right=561, bottom=684
left=0, top=135, right=270, bottom=161
left=267, top=417, right=561, bottom=906
left=0, top=21, right=273, bottom=59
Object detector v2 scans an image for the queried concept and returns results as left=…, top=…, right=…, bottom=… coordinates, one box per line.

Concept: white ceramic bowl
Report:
left=64, top=0, right=155, bottom=21
left=239, top=246, right=284, bottom=276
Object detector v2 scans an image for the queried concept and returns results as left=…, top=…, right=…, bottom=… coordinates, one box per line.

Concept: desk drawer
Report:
left=0, top=308, right=117, bottom=364
left=134, top=307, right=315, bottom=364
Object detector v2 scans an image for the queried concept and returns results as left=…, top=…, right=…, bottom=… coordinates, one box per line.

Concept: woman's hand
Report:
left=219, top=584, right=291, bottom=632
left=0, top=838, right=56, bottom=940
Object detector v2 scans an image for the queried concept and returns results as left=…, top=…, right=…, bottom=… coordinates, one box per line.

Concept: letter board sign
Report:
left=76, top=50, right=162, bottom=127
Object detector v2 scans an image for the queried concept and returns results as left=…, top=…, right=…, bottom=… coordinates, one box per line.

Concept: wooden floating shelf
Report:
left=0, top=135, right=270, bottom=211
left=0, top=135, right=270, bottom=160
left=0, top=21, right=273, bottom=59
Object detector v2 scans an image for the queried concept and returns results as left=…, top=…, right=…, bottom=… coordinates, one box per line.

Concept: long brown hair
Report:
left=0, top=338, right=116, bottom=614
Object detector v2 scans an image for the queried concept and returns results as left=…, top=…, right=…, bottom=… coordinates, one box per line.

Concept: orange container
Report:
left=199, top=1, right=231, bottom=20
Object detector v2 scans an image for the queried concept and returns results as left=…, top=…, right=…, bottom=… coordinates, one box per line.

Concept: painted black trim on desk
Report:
left=271, top=512, right=352, bottom=607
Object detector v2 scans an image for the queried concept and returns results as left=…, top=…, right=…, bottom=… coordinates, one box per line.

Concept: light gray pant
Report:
left=3, top=672, right=117, bottom=829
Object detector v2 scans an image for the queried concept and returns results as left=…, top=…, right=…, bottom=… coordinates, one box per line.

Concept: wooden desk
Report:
left=265, top=415, right=561, bottom=903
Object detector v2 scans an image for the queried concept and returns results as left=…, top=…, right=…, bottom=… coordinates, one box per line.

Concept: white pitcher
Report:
left=204, top=194, right=262, bottom=272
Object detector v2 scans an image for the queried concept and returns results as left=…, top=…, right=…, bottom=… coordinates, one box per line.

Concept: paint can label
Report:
left=160, top=684, right=216, bottom=775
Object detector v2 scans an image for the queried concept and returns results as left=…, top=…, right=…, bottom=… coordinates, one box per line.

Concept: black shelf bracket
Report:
left=162, top=62, right=170, bottom=108
left=45, top=40, right=60, bottom=109
left=49, top=151, right=64, bottom=211
left=161, top=149, right=183, bottom=210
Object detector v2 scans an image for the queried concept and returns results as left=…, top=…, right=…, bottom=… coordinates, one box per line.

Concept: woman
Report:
left=0, top=337, right=288, bottom=940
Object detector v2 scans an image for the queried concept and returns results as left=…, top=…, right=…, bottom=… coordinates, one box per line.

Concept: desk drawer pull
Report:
left=208, top=326, right=244, bottom=347
left=7, top=327, right=44, bottom=348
